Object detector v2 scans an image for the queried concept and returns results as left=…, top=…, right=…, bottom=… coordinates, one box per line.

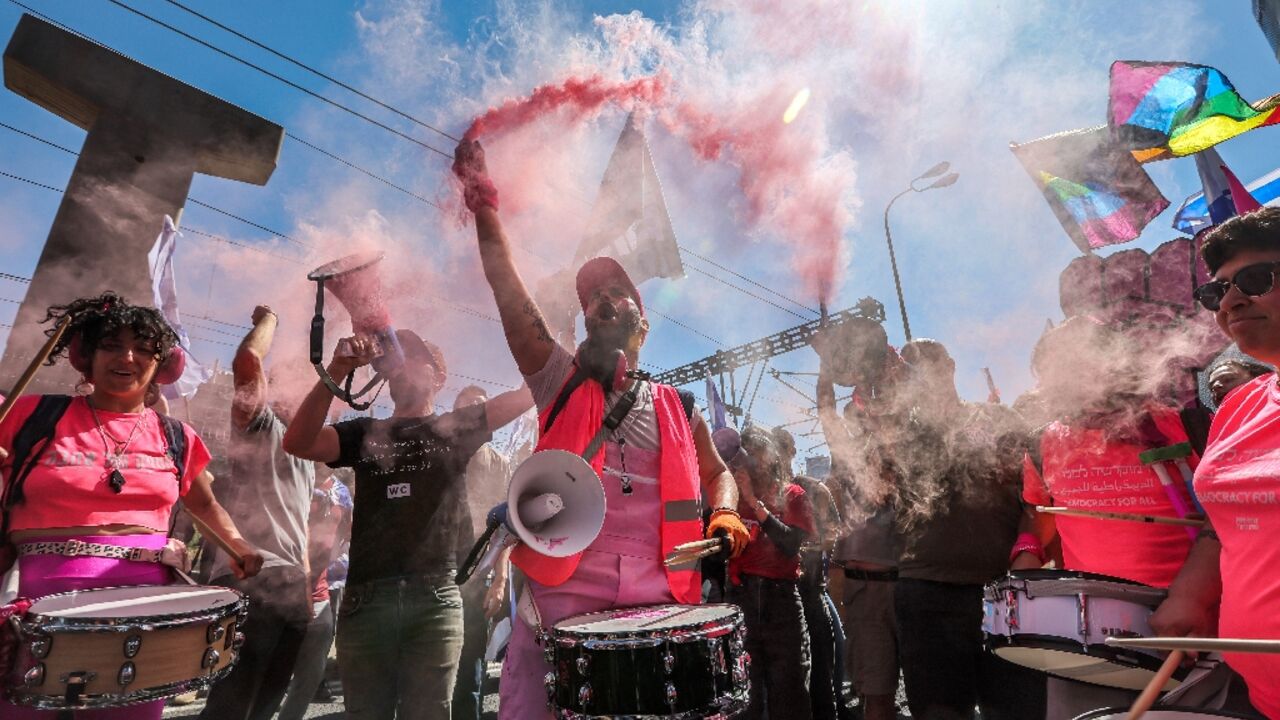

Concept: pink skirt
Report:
left=1, top=533, right=172, bottom=720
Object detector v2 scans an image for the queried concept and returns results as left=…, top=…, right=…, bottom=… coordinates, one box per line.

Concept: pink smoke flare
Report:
left=464, top=74, right=668, bottom=141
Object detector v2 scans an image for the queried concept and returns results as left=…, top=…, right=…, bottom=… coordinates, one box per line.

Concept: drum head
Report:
left=555, top=603, right=739, bottom=635
left=1006, top=569, right=1146, bottom=585
left=29, top=585, right=242, bottom=620
left=1073, top=708, right=1260, bottom=720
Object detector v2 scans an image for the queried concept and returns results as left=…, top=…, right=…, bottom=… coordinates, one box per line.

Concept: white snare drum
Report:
left=7, top=584, right=247, bottom=709
left=983, top=569, right=1187, bottom=691
left=1073, top=708, right=1259, bottom=720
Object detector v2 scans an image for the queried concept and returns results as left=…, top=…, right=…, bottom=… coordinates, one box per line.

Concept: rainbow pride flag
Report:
left=1110, top=61, right=1280, bottom=161
left=1012, top=126, right=1169, bottom=252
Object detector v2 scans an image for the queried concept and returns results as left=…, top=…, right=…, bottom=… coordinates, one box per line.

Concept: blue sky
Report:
left=1, top=1, right=1277, bottom=459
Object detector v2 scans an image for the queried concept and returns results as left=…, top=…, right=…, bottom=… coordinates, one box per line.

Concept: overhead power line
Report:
left=102, top=0, right=452, bottom=159
left=679, top=245, right=818, bottom=318
left=160, top=0, right=459, bottom=144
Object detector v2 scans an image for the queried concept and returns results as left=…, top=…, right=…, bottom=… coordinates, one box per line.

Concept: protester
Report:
left=1152, top=207, right=1280, bottom=717
left=814, top=327, right=903, bottom=720
left=201, top=305, right=315, bottom=720
left=723, top=426, right=814, bottom=720
left=451, top=384, right=514, bottom=720
left=774, top=426, right=845, bottom=720
left=283, top=328, right=533, bottom=720
left=276, top=470, right=352, bottom=720
left=891, top=339, right=1045, bottom=720
left=1014, top=317, right=1209, bottom=717
left=1207, top=356, right=1270, bottom=408
left=0, top=292, right=263, bottom=720
left=453, top=138, right=750, bottom=720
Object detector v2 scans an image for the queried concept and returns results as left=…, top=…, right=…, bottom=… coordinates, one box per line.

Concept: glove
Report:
left=708, top=509, right=751, bottom=558
left=453, top=140, right=499, bottom=213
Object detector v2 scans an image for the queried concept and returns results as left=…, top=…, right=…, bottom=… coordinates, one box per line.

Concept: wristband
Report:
left=463, top=176, right=499, bottom=213
left=710, top=508, right=741, bottom=520
left=1009, top=532, right=1045, bottom=565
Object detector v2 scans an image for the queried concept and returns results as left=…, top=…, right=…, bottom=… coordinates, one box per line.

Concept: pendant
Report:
left=621, top=475, right=633, bottom=496
left=108, top=469, right=126, bottom=494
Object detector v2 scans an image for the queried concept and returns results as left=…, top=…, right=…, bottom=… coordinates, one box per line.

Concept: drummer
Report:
left=1152, top=208, right=1280, bottom=717
left=0, top=291, right=264, bottom=720
left=1014, top=317, right=1206, bottom=718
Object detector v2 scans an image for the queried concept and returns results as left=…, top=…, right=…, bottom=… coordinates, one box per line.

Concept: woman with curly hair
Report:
left=0, top=291, right=263, bottom=719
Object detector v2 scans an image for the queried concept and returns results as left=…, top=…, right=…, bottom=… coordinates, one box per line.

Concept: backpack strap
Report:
left=157, top=413, right=188, bottom=484
left=677, top=389, right=696, bottom=423
left=2, top=394, right=75, bottom=539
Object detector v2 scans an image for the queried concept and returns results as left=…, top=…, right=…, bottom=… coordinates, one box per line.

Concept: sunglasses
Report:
left=1194, top=261, right=1280, bottom=311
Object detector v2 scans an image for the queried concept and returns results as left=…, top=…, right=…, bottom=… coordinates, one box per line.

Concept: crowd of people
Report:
left=0, top=141, right=1278, bottom=720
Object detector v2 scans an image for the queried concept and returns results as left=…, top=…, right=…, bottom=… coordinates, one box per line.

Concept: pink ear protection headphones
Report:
left=67, top=335, right=186, bottom=386
left=574, top=345, right=629, bottom=393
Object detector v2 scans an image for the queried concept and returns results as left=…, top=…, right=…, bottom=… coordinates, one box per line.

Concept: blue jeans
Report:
left=337, top=575, right=465, bottom=720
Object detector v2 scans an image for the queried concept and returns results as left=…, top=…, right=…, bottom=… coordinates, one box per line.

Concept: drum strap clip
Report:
left=59, top=670, right=95, bottom=707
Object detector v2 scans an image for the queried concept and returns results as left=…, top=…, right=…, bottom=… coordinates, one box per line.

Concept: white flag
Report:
left=147, top=215, right=212, bottom=399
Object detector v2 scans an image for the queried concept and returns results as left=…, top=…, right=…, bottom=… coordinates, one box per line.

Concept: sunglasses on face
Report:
left=1194, top=261, right=1280, bottom=311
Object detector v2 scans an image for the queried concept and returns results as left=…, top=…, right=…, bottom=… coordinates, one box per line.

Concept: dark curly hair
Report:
left=42, top=291, right=179, bottom=370
left=1200, top=206, right=1280, bottom=274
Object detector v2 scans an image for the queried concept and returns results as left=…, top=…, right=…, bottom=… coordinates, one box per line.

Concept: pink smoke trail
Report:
left=464, top=74, right=668, bottom=140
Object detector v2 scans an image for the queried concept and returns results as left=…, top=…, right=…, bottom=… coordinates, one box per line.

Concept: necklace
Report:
left=86, top=397, right=148, bottom=494
left=608, top=381, right=649, bottom=496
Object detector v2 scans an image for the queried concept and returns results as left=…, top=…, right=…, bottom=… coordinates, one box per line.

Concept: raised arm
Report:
left=455, top=140, right=556, bottom=375
left=231, top=305, right=276, bottom=431
left=483, top=385, right=535, bottom=433
left=282, top=335, right=377, bottom=463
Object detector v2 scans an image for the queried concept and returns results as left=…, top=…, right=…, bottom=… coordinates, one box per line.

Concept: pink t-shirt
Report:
left=1024, top=408, right=1197, bottom=587
left=1194, top=374, right=1280, bottom=717
left=0, top=395, right=210, bottom=532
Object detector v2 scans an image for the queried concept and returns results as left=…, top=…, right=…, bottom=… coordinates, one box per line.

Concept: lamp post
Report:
left=883, top=162, right=960, bottom=342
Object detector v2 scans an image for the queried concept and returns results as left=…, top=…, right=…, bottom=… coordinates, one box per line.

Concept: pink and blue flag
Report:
left=1172, top=149, right=1273, bottom=235
left=1011, top=126, right=1170, bottom=253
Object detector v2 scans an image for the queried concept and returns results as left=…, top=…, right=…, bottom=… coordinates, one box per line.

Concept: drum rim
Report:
left=986, top=633, right=1189, bottom=685
left=551, top=603, right=743, bottom=639
left=20, top=584, right=247, bottom=632
left=1072, top=706, right=1260, bottom=720
left=553, top=686, right=750, bottom=719
left=1004, top=569, right=1149, bottom=586
left=6, top=658, right=237, bottom=709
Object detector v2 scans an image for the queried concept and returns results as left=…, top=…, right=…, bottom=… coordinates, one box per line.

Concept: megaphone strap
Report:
left=581, top=378, right=645, bottom=462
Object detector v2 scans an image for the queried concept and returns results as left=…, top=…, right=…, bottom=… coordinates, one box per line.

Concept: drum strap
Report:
left=16, top=540, right=163, bottom=564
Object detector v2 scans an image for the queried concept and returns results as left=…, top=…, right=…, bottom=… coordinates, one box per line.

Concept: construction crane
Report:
left=653, top=297, right=885, bottom=423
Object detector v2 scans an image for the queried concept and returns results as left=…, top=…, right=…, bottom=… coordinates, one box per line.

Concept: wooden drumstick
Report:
left=186, top=511, right=245, bottom=566
left=1126, top=650, right=1183, bottom=720
left=1036, top=506, right=1204, bottom=527
left=0, top=316, right=70, bottom=425
left=664, top=543, right=725, bottom=568
left=673, top=538, right=723, bottom=553
left=1106, top=637, right=1280, bottom=654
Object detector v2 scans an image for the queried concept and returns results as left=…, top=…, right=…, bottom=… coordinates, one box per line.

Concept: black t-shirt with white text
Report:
left=331, top=405, right=490, bottom=585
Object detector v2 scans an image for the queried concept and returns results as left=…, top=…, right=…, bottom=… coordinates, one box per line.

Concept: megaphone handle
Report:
left=456, top=519, right=502, bottom=585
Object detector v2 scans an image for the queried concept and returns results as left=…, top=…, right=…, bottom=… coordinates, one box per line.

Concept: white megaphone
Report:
left=506, top=450, right=606, bottom=557
left=455, top=450, right=607, bottom=585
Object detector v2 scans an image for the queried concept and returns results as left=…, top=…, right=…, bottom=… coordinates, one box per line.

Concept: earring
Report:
left=75, top=376, right=92, bottom=395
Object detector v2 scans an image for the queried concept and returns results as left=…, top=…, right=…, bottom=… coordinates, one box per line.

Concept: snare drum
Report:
left=547, top=603, right=749, bottom=719
left=983, top=569, right=1187, bottom=691
left=7, top=584, right=247, bottom=709
left=1073, top=708, right=1259, bottom=720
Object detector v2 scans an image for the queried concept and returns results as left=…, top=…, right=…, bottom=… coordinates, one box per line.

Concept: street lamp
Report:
left=883, top=163, right=960, bottom=342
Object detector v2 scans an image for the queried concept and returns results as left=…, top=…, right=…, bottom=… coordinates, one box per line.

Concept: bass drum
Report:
left=548, top=603, right=749, bottom=719
left=8, top=584, right=247, bottom=709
